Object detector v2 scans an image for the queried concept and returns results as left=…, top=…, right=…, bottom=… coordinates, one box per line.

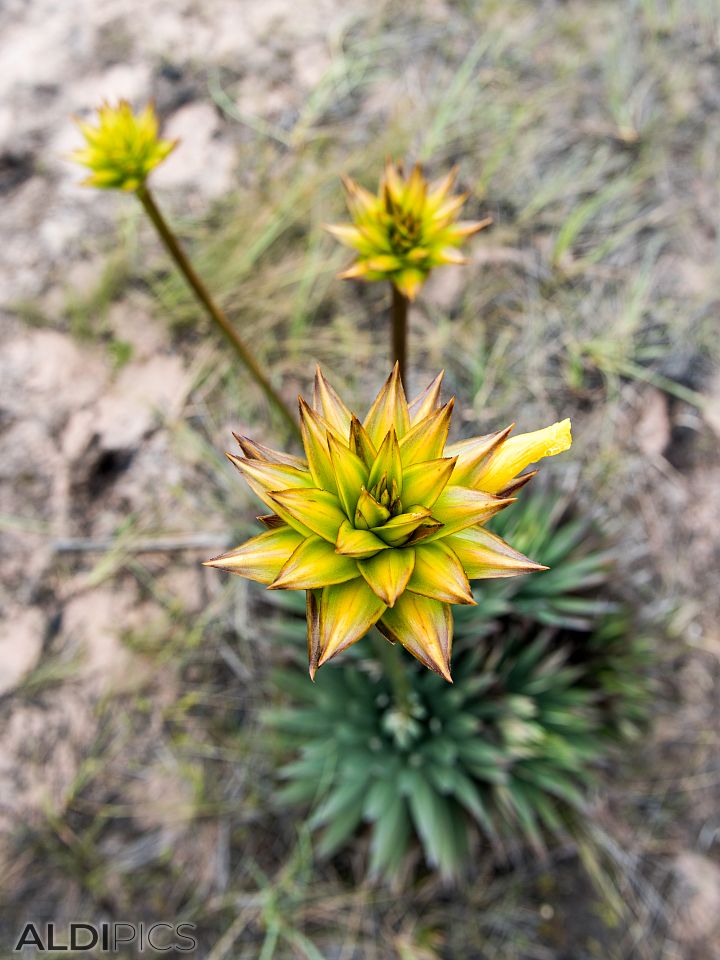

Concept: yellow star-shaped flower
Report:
left=72, top=100, right=176, bottom=192
left=206, top=367, right=572, bottom=682
left=326, top=161, right=491, bottom=300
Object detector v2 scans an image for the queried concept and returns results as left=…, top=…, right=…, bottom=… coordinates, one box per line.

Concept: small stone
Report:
left=636, top=388, right=671, bottom=458
left=671, top=851, right=720, bottom=948
left=153, top=102, right=236, bottom=201
left=0, top=607, right=45, bottom=695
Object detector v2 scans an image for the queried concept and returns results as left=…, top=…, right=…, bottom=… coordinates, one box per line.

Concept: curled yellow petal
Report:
left=474, top=419, right=572, bottom=494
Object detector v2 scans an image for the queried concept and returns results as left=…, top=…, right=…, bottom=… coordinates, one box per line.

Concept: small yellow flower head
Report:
left=206, top=367, right=571, bottom=682
left=326, top=161, right=491, bottom=300
left=72, top=100, right=176, bottom=192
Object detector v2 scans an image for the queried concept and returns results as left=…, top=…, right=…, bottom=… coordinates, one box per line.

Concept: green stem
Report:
left=370, top=630, right=411, bottom=714
left=136, top=185, right=300, bottom=439
left=391, top=283, right=409, bottom=389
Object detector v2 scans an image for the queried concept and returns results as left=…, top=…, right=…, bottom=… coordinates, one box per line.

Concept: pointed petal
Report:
left=363, top=364, right=411, bottom=446
left=408, top=371, right=444, bottom=425
left=339, top=261, right=372, bottom=280
left=203, top=527, right=303, bottom=583
left=270, top=489, right=346, bottom=543
left=270, top=535, right=359, bottom=589
left=317, top=580, right=387, bottom=667
left=342, top=174, right=379, bottom=217
left=404, top=164, right=427, bottom=218
left=299, top=398, right=340, bottom=495
left=372, top=507, right=434, bottom=547
left=313, top=367, right=353, bottom=437
left=328, top=433, right=368, bottom=519
left=445, top=526, right=547, bottom=579
left=233, top=434, right=307, bottom=469
left=257, top=513, right=286, bottom=529
left=354, top=488, right=391, bottom=529
left=378, top=593, right=453, bottom=682
left=448, top=217, right=492, bottom=237
left=226, top=454, right=313, bottom=493
left=399, top=400, right=454, bottom=466
left=307, top=589, right=321, bottom=680
left=401, top=457, right=456, bottom=509
left=426, top=168, right=458, bottom=209
left=335, top=519, right=388, bottom=559
left=495, top=470, right=538, bottom=497
left=394, top=269, right=425, bottom=301
left=445, top=425, right=514, bottom=487
left=358, top=548, right=415, bottom=607
left=475, top=419, right=572, bottom=494
left=427, top=486, right=514, bottom=538
left=227, top=454, right=315, bottom=535
left=367, top=429, right=403, bottom=498
left=349, top=416, right=378, bottom=468
left=407, top=541, right=474, bottom=604
left=322, top=223, right=366, bottom=249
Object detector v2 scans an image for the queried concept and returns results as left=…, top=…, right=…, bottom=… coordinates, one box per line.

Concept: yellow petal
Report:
left=233, top=433, right=307, bottom=469
left=474, top=419, right=572, bottom=494
left=335, top=519, right=388, bottom=558
left=408, top=371, right=444, bottom=425
left=445, top=425, right=513, bottom=487
left=354, top=488, right=391, bottom=529
left=328, top=433, right=368, bottom=518
left=349, top=416, right=378, bottom=468
left=317, top=580, right=387, bottom=667
left=363, top=364, right=410, bottom=446
left=401, top=457, right=457, bottom=509
left=428, top=486, right=514, bottom=538
left=367, top=429, right=403, bottom=498
left=270, top=535, right=359, bottom=589
left=313, top=367, right=353, bottom=437
left=449, top=217, right=492, bottom=237
left=408, top=541, right=475, bottom=604
left=444, top=526, right=547, bottom=579
left=270, top=488, right=346, bottom=543
left=372, top=507, right=434, bottom=547
left=378, top=593, right=453, bottom=682
left=358, top=548, right=415, bottom=606
left=226, top=454, right=315, bottom=535
left=307, top=589, right=321, bottom=680
left=342, top=174, right=380, bottom=217
left=399, top=400, right=454, bottom=466
left=322, top=223, right=366, bottom=250
left=203, top=527, right=303, bottom=583
left=404, top=163, right=427, bottom=218
left=226, top=454, right=313, bottom=493
left=298, top=398, right=337, bottom=495
left=426, top=168, right=458, bottom=211
left=394, top=269, right=425, bottom=301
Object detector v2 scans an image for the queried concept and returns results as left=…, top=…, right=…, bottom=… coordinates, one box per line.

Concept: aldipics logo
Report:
left=13, top=922, right=197, bottom=953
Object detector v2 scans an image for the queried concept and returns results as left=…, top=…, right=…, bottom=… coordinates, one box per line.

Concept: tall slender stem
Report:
left=136, top=185, right=300, bottom=439
left=370, top=630, right=411, bottom=714
left=391, top=284, right=409, bottom=389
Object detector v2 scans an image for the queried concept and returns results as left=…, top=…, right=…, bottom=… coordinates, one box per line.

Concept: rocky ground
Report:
left=2, top=1, right=720, bottom=957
